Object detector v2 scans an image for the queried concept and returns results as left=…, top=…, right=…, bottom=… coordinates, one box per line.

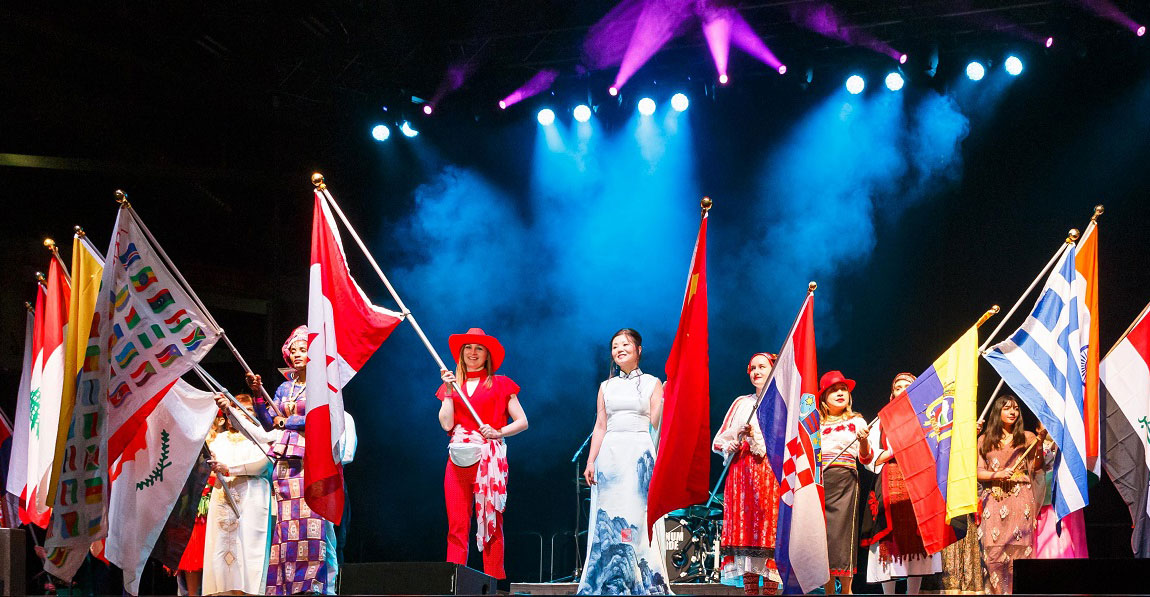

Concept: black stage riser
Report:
left=1014, top=557, right=1150, bottom=594
left=340, top=562, right=495, bottom=595
left=0, top=529, right=26, bottom=596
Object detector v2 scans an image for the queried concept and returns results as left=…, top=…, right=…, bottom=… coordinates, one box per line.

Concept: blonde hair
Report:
left=819, top=384, right=857, bottom=419
left=453, top=344, right=495, bottom=392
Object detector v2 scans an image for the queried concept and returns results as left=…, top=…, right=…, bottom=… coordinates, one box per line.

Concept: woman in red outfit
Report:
left=436, top=328, right=528, bottom=579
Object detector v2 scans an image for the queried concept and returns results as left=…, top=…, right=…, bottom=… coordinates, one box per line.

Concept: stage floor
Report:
left=509, top=582, right=744, bottom=595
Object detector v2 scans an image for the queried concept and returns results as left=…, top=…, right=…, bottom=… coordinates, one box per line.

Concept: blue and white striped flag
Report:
left=984, top=245, right=1089, bottom=519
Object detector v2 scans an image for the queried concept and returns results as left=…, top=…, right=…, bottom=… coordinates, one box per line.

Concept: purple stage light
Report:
left=899, top=53, right=908, bottom=64
left=499, top=69, right=559, bottom=110
left=778, top=65, right=787, bottom=75
left=1075, top=0, right=1142, bottom=35
left=718, top=74, right=729, bottom=85
left=609, top=86, right=619, bottom=96
left=700, top=7, right=732, bottom=83
left=1046, top=37, right=1055, bottom=47
left=423, top=105, right=433, bottom=115
left=790, top=2, right=902, bottom=61
left=1139, top=25, right=1146, bottom=37
left=729, top=10, right=785, bottom=72
left=612, top=0, right=694, bottom=91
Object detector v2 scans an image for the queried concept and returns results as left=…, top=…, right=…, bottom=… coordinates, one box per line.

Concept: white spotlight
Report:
left=573, top=104, right=592, bottom=122
left=884, top=72, right=904, bottom=91
left=966, top=61, right=986, bottom=81
left=670, top=93, right=689, bottom=112
left=1004, top=55, right=1023, bottom=76
left=637, top=97, right=656, bottom=116
left=371, top=124, right=390, bottom=141
left=845, top=74, right=865, bottom=95
left=400, top=121, right=419, bottom=137
left=537, top=108, right=556, bottom=126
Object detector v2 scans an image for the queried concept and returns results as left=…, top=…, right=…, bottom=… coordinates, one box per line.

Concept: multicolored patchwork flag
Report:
left=306, top=191, right=403, bottom=523
left=44, top=206, right=221, bottom=581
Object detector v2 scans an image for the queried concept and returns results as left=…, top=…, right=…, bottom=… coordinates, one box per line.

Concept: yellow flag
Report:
left=939, top=324, right=979, bottom=521
left=47, top=234, right=103, bottom=505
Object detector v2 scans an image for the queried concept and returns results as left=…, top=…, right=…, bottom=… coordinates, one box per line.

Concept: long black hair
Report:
left=979, top=394, right=1027, bottom=458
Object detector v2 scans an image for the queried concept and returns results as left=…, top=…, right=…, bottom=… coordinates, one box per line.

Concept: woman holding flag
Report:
left=712, top=353, right=781, bottom=596
left=436, top=327, right=528, bottom=580
left=577, top=328, right=670, bottom=595
left=818, top=370, right=873, bottom=595
left=246, top=325, right=339, bottom=595
left=976, top=395, right=1046, bottom=594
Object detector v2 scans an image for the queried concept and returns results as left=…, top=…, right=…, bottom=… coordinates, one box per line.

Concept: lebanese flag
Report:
left=647, top=212, right=710, bottom=531
left=1075, top=221, right=1101, bottom=476
left=1101, top=301, right=1150, bottom=557
left=305, top=191, right=403, bottom=523
left=23, top=260, right=70, bottom=528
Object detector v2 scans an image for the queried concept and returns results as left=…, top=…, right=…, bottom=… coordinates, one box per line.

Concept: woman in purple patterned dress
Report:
left=247, top=325, right=338, bottom=595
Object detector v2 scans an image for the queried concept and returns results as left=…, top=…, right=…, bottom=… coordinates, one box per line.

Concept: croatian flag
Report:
left=985, top=245, right=1089, bottom=519
left=306, top=190, right=403, bottom=524
left=757, top=293, right=828, bottom=594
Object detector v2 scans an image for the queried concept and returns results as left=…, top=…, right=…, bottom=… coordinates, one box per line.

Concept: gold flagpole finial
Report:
left=1091, top=204, right=1104, bottom=223
left=976, top=305, right=1000, bottom=328
left=114, top=189, right=130, bottom=207
left=700, top=196, right=712, bottom=212
left=74, top=225, right=86, bottom=238
left=35, top=271, right=46, bottom=284
left=24, top=301, right=33, bottom=313
left=311, top=172, right=327, bottom=190
left=1066, top=228, right=1080, bottom=243
left=808, top=281, right=817, bottom=292
left=43, top=238, right=58, bottom=253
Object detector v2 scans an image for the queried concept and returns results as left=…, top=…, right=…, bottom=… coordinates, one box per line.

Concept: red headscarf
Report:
left=281, top=325, right=308, bottom=368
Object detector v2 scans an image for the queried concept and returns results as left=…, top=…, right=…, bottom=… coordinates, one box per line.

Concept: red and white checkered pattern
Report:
left=778, top=434, right=816, bottom=506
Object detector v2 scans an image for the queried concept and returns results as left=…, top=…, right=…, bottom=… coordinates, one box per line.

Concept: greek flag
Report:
left=984, top=245, right=1089, bottom=519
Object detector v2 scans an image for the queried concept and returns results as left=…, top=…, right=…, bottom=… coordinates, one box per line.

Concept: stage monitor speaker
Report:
left=0, top=528, right=26, bottom=596
left=340, top=562, right=495, bottom=595
left=1014, top=557, right=1150, bottom=594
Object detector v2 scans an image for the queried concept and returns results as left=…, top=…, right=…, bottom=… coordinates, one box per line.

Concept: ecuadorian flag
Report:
left=878, top=324, right=979, bottom=553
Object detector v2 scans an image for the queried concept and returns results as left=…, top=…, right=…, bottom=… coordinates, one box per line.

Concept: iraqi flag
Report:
left=1101, top=302, right=1150, bottom=557
left=5, top=309, right=34, bottom=527
left=306, top=190, right=403, bottom=523
left=647, top=210, right=710, bottom=531
left=757, top=292, right=828, bottom=594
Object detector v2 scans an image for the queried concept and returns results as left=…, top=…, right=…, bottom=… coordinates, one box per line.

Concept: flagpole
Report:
left=978, top=230, right=1079, bottom=355
left=43, top=238, right=71, bottom=280
left=115, top=191, right=286, bottom=419
left=704, top=281, right=816, bottom=509
left=311, top=173, right=484, bottom=424
left=977, top=378, right=1006, bottom=425
left=192, top=365, right=277, bottom=467
left=1103, top=300, right=1150, bottom=361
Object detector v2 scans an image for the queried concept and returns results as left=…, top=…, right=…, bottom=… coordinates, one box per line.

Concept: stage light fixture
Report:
left=718, top=74, right=729, bottom=85
left=899, top=53, right=908, bottom=64
left=845, top=75, right=865, bottom=95
left=371, top=124, right=390, bottom=142
left=1004, top=55, right=1024, bottom=76
left=499, top=100, right=507, bottom=110
left=537, top=108, right=556, bottom=126
left=400, top=121, right=419, bottom=137
left=637, top=97, right=656, bottom=116
left=573, top=104, right=592, bottom=122
left=966, top=61, right=986, bottom=81
left=1045, top=37, right=1054, bottom=48
left=778, top=65, right=787, bottom=75
left=884, top=72, right=904, bottom=91
left=423, top=105, right=433, bottom=115
left=609, top=86, right=619, bottom=96
left=1138, top=25, right=1146, bottom=37
left=670, top=93, right=689, bottom=112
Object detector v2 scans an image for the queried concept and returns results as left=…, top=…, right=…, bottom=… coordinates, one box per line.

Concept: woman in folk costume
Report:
left=859, top=373, right=941, bottom=594
left=818, top=370, right=873, bottom=595
left=203, top=393, right=282, bottom=596
left=712, top=353, right=782, bottom=596
left=976, top=395, right=1046, bottom=594
left=436, top=327, right=528, bottom=580
left=577, top=328, right=671, bottom=595
left=1031, top=422, right=1089, bottom=559
left=246, top=325, right=339, bottom=595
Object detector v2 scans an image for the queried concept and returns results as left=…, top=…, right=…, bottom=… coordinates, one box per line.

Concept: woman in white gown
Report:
left=203, top=394, right=280, bottom=596
left=577, top=328, right=671, bottom=595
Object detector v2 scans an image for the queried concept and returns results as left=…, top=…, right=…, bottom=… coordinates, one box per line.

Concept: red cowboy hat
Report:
left=448, top=328, right=506, bottom=372
left=818, top=370, right=856, bottom=396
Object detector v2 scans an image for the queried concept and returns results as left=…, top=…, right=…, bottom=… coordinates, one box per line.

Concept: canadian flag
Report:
left=305, top=191, right=403, bottom=523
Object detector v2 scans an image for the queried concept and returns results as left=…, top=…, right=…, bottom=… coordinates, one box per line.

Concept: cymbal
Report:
left=667, top=504, right=723, bottom=519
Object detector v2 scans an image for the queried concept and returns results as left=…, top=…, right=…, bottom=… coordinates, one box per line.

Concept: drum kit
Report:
left=662, top=498, right=723, bottom=583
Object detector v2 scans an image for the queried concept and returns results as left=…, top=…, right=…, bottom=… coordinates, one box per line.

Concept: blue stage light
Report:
left=1004, top=55, right=1024, bottom=76
left=845, top=75, right=865, bottom=95
left=637, top=97, right=656, bottom=116
left=966, top=61, right=986, bottom=81
left=670, top=93, right=689, bottom=112
left=371, top=124, right=390, bottom=141
left=537, top=108, right=556, bottom=126
left=573, top=104, right=592, bottom=122
left=400, top=121, right=419, bottom=137
left=884, top=72, right=905, bottom=91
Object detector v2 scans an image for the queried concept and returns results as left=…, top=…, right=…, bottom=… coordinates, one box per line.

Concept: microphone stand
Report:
left=560, top=431, right=595, bottom=583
